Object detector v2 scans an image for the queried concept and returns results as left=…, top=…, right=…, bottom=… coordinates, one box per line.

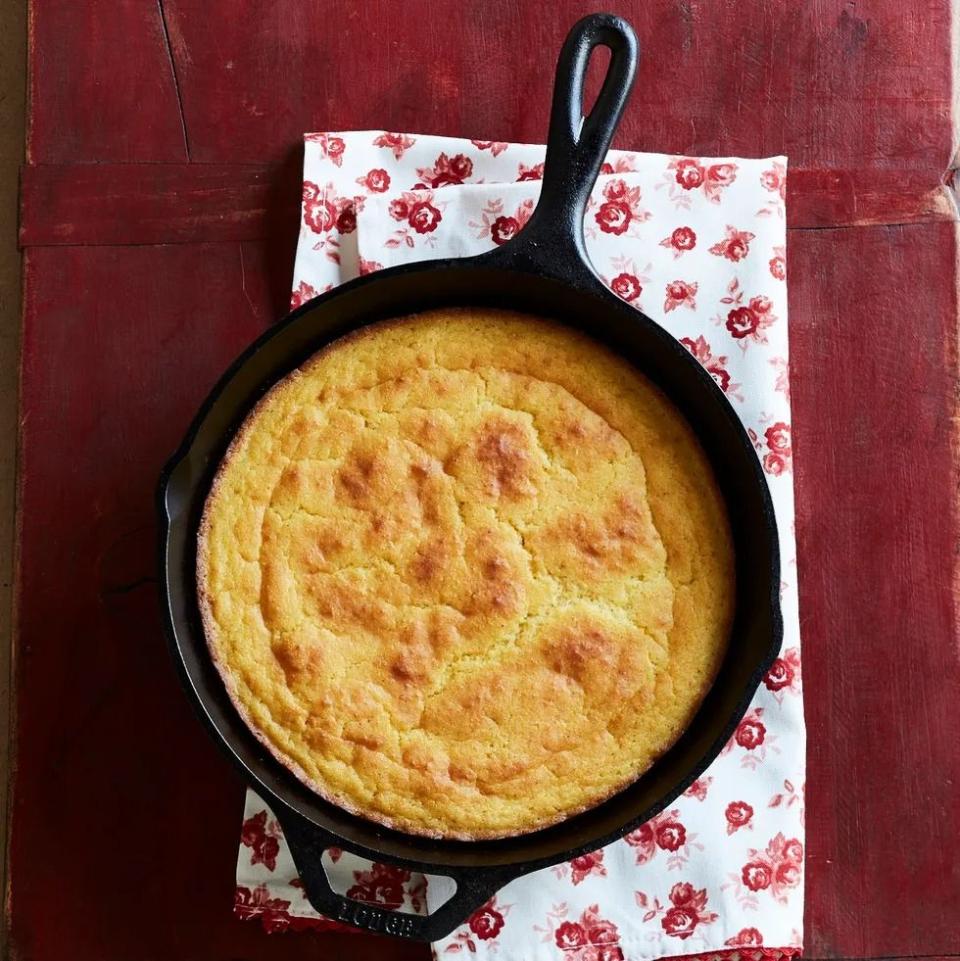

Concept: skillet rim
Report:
left=158, top=255, right=784, bottom=875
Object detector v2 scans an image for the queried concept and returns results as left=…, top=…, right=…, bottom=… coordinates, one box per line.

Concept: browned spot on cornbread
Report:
left=198, top=309, right=734, bottom=838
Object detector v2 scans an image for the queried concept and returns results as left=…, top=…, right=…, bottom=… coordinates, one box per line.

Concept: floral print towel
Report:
left=234, top=132, right=804, bottom=961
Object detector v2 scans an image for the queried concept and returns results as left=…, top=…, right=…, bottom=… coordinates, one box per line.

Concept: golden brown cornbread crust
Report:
left=198, top=309, right=734, bottom=839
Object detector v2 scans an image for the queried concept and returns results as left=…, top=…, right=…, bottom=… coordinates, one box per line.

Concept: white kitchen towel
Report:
left=234, top=132, right=804, bottom=961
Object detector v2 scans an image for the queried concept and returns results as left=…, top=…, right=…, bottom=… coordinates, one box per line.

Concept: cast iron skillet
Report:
left=159, top=13, right=782, bottom=942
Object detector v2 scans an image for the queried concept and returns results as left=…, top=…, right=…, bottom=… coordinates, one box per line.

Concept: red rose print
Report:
left=742, top=860, right=773, bottom=891
left=360, top=168, right=391, bottom=193
left=624, top=809, right=694, bottom=865
left=471, top=198, right=534, bottom=247
left=770, top=253, right=787, bottom=280
left=738, top=833, right=803, bottom=904
left=654, top=882, right=719, bottom=940
left=675, top=158, right=705, bottom=189
left=603, top=179, right=628, bottom=200
left=736, top=717, right=766, bottom=749
left=656, top=821, right=686, bottom=851
left=556, top=907, right=624, bottom=959
left=625, top=821, right=655, bottom=861
left=776, top=861, right=802, bottom=888
left=234, top=884, right=291, bottom=924
left=764, top=656, right=794, bottom=691
left=769, top=648, right=801, bottom=699
left=555, top=921, right=588, bottom=948
left=634, top=823, right=654, bottom=844
left=667, top=158, right=737, bottom=204
left=761, top=164, right=787, bottom=199
left=783, top=838, right=804, bottom=863
left=765, top=421, right=791, bottom=454
left=726, top=927, right=764, bottom=947
left=726, top=306, right=759, bottom=338
left=388, top=198, right=409, bottom=221
left=661, top=906, right=698, bottom=939
left=304, top=132, right=345, bottom=166
left=373, top=131, right=416, bottom=159
left=659, top=225, right=697, bottom=256
left=446, top=895, right=512, bottom=951
left=596, top=949, right=626, bottom=961
left=603, top=155, right=638, bottom=175
left=725, top=800, right=754, bottom=834
left=417, top=152, right=473, bottom=188
left=708, top=365, right=731, bottom=391
left=763, top=452, right=787, bottom=476
left=680, top=335, right=741, bottom=399
left=468, top=900, right=505, bottom=940
left=335, top=202, right=357, bottom=234
left=761, top=170, right=780, bottom=192
left=358, top=257, right=383, bottom=276
left=570, top=849, right=606, bottom=884
left=471, top=139, right=508, bottom=156
left=345, top=863, right=410, bottom=910
left=596, top=200, right=632, bottom=235
left=588, top=919, right=619, bottom=944
left=491, top=215, right=520, bottom=245
left=408, top=201, right=442, bottom=234
left=708, top=163, right=737, bottom=186
left=289, top=280, right=318, bottom=310
left=302, top=181, right=337, bottom=233
left=671, top=881, right=695, bottom=904
left=719, top=278, right=778, bottom=345
left=684, top=776, right=712, bottom=801
left=517, top=161, right=545, bottom=181
left=709, top=225, right=756, bottom=262
left=757, top=420, right=792, bottom=476
left=448, top=154, right=473, bottom=179
left=240, top=810, right=281, bottom=871
left=326, top=136, right=345, bottom=161
left=594, top=180, right=648, bottom=235
left=664, top=280, right=698, bottom=313
left=611, top=272, right=642, bottom=302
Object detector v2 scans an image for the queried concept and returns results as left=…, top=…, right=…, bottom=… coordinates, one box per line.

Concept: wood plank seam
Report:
left=16, top=164, right=960, bottom=248
left=155, top=0, right=190, bottom=160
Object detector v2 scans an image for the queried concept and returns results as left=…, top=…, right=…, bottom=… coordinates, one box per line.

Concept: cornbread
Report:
left=198, top=309, right=734, bottom=839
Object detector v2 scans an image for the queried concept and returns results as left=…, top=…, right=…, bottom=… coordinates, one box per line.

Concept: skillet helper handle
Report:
left=274, top=807, right=517, bottom=942
left=479, top=13, right=639, bottom=284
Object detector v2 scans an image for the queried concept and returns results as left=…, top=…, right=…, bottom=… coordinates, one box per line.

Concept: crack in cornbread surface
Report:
left=198, top=309, right=734, bottom=839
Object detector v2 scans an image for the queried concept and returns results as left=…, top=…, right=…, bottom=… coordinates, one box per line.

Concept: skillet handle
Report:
left=274, top=806, right=520, bottom=942
left=477, top=13, right=638, bottom=285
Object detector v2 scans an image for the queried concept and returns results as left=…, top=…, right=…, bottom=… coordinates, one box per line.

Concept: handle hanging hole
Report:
left=319, top=849, right=460, bottom=916
left=580, top=43, right=612, bottom=138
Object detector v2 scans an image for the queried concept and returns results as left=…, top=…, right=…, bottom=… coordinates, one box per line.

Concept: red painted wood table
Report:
left=12, top=2, right=959, bottom=960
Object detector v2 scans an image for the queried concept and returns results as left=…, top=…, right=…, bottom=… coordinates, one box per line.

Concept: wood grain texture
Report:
left=790, top=222, right=960, bottom=959
left=18, top=162, right=957, bottom=248
left=0, top=0, right=27, bottom=957
left=27, top=0, right=953, bottom=178
left=158, top=0, right=952, bottom=174
left=13, top=0, right=960, bottom=958
left=27, top=0, right=188, bottom=163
